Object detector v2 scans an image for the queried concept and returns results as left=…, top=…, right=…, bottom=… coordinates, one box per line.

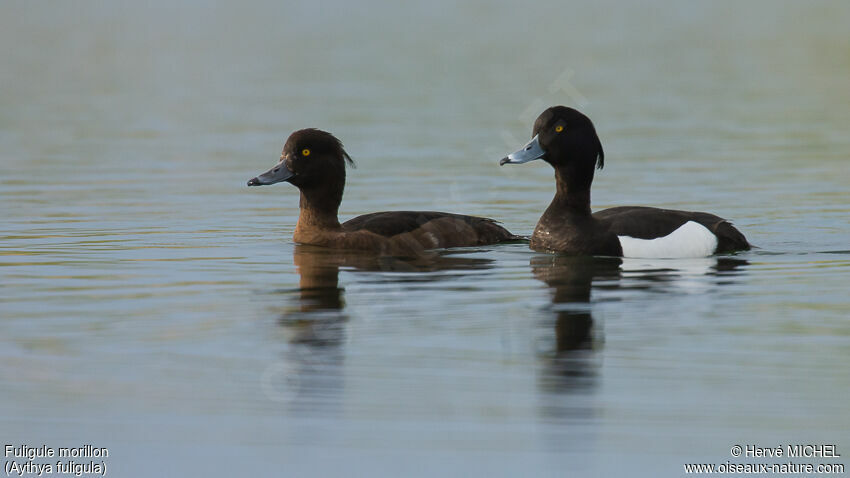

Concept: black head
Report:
left=248, top=128, right=355, bottom=190
left=500, top=106, right=604, bottom=170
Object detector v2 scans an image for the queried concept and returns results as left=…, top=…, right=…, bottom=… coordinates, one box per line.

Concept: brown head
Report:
left=248, top=129, right=355, bottom=219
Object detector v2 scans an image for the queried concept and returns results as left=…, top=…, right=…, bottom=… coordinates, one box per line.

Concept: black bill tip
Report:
left=247, top=177, right=261, bottom=186
left=499, top=157, right=511, bottom=166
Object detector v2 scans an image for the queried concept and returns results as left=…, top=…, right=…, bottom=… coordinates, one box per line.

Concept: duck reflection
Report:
left=270, top=245, right=498, bottom=412
left=530, top=255, right=622, bottom=405
left=274, top=245, right=749, bottom=418
left=532, top=254, right=749, bottom=457
left=280, top=246, right=351, bottom=347
left=531, top=255, right=749, bottom=373
left=282, top=245, right=497, bottom=345
left=532, top=255, right=623, bottom=356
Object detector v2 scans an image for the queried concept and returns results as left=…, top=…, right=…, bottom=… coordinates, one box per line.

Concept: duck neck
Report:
left=548, top=165, right=593, bottom=217
left=295, top=187, right=343, bottom=232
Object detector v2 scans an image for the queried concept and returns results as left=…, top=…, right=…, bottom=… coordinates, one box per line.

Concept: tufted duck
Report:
left=499, top=106, right=750, bottom=257
left=249, top=129, right=518, bottom=255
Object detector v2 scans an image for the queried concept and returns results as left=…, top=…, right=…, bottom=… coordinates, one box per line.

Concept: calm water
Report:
left=2, top=1, right=849, bottom=476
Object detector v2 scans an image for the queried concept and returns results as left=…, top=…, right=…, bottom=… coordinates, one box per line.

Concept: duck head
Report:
left=499, top=106, right=604, bottom=174
left=248, top=128, right=354, bottom=191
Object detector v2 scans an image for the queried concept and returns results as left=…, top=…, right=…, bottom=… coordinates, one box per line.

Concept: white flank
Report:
left=617, top=221, right=717, bottom=258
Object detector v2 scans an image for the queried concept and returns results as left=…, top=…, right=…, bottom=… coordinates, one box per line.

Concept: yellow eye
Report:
left=302, top=148, right=311, bottom=156
left=555, top=125, right=564, bottom=133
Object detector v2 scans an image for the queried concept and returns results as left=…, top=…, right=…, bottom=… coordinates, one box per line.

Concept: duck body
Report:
left=532, top=205, right=749, bottom=257
left=342, top=210, right=517, bottom=247
left=249, top=129, right=517, bottom=255
left=293, top=210, right=517, bottom=255
left=501, top=106, right=750, bottom=258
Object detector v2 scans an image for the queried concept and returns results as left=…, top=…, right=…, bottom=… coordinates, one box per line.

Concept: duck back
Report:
left=595, top=206, right=750, bottom=253
left=343, top=211, right=519, bottom=249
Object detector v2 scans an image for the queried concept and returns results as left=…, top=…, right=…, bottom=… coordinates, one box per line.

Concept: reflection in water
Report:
left=619, top=257, right=750, bottom=289
left=531, top=255, right=750, bottom=361
left=281, top=245, right=498, bottom=346
left=267, top=247, right=350, bottom=413
left=531, top=255, right=623, bottom=425
left=283, top=245, right=498, bottom=340
left=269, top=245, right=498, bottom=410
left=531, top=255, right=749, bottom=408
left=282, top=246, right=351, bottom=347
left=529, top=255, right=622, bottom=467
left=531, top=254, right=750, bottom=467
left=270, top=246, right=750, bottom=421
left=531, top=255, right=623, bottom=358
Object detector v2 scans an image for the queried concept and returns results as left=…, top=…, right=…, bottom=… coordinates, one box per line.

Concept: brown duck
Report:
left=248, top=129, right=518, bottom=255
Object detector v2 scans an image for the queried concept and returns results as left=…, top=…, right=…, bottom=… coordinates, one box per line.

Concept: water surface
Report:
left=2, top=1, right=849, bottom=476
